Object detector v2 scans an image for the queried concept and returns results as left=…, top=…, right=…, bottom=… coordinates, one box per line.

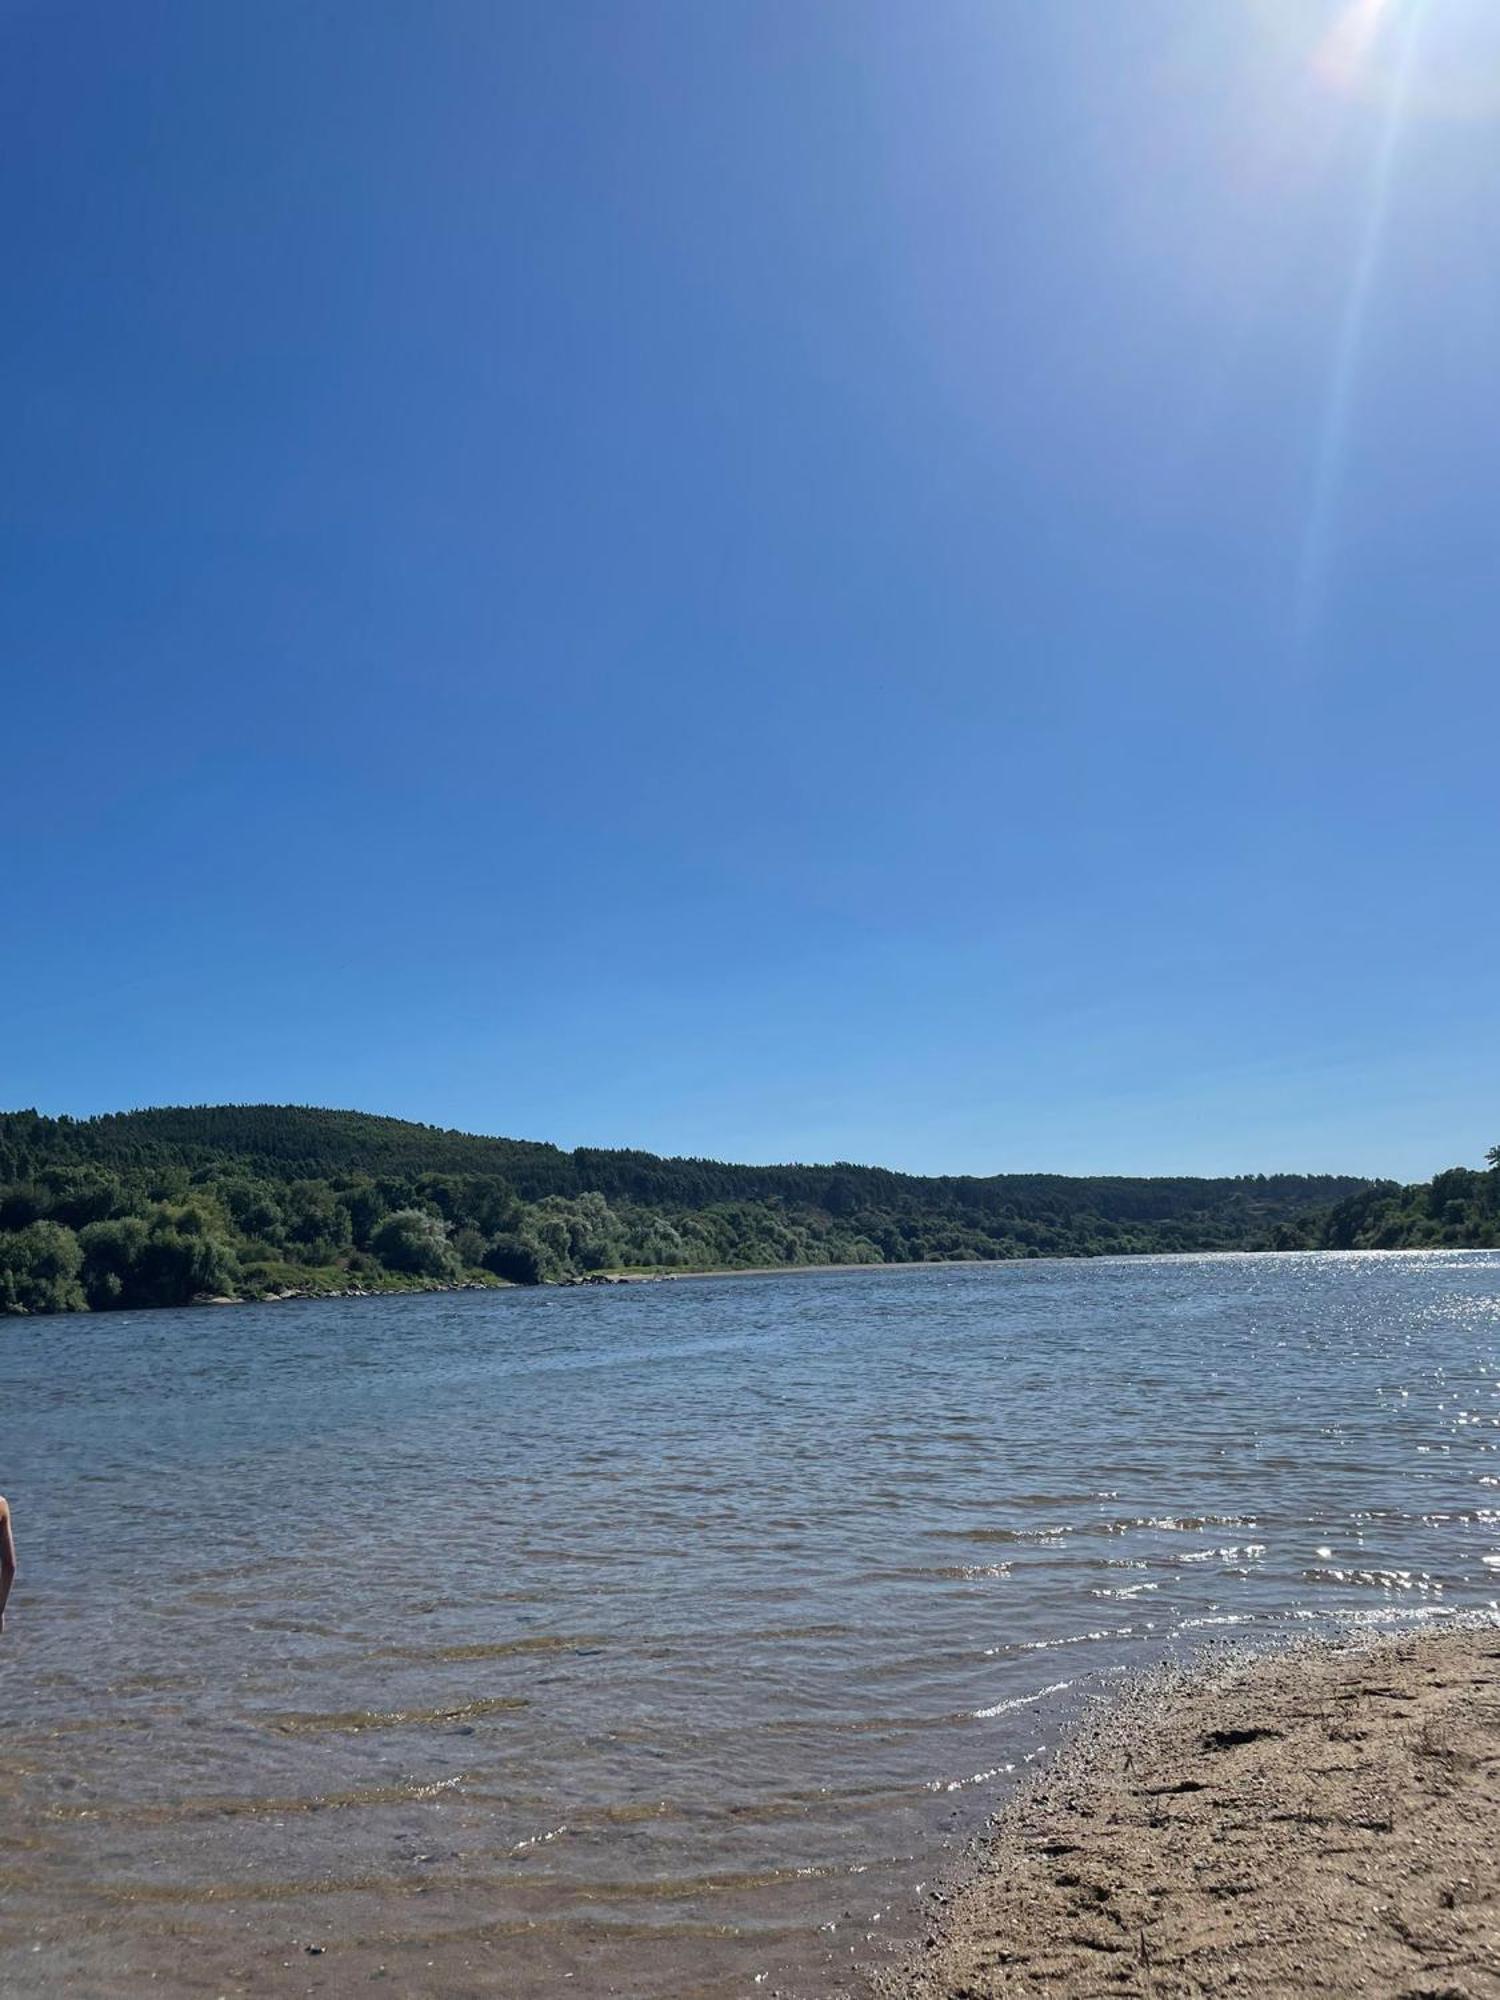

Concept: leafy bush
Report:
left=481, top=1233, right=547, bottom=1285
left=78, top=1211, right=238, bottom=1308
left=370, top=1208, right=463, bottom=1280
left=0, top=1220, right=86, bottom=1314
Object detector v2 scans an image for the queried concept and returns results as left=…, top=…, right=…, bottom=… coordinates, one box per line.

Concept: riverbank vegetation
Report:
left=0, top=1105, right=1486, bottom=1314
left=1276, top=1150, right=1500, bottom=1252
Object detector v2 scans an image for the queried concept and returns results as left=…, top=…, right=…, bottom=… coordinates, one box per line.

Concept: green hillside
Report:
left=1299, top=1160, right=1500, bottom=1252
left=0, top=1103, right=1382, bottom=1316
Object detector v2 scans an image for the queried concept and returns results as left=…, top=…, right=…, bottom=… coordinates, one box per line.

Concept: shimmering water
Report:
left=3, top=1252, right=1499, bottom=1997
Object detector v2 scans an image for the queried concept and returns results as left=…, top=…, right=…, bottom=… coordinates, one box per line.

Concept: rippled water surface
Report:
left=4, top=1252, right=1499, bottom=1996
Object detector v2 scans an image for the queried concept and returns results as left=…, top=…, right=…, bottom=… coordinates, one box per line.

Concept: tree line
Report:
left=1266, top=1150, right=1500, bottom=1252
left=0, top=1104, right=1477, bottom=1318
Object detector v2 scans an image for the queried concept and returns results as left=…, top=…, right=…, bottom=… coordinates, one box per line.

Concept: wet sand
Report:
left=891, top=1623, right=1500, bottom=1999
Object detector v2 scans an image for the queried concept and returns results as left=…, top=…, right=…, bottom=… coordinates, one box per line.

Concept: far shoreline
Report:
left=16, top=1243, right=1490, bottom=1323
left=159, top=1242, right=1500, bottom=1316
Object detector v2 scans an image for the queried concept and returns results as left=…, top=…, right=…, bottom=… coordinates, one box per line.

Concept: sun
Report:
left=1313, top=0, right=1403, bottom=95
left=1283, top=0, right=1500, bottom=120
left=1250, top=0, right=1500, bottom=120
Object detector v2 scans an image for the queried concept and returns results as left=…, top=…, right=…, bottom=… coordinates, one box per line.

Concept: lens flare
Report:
left=1314, top=0, right=1400, bottom=96
left=1258, top=0, right=1500, bottom=121
left=1294, top=0, right=1428, bottom=651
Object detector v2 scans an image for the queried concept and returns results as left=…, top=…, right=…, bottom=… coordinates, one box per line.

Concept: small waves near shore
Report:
left=2, top=1251, right=1498, bottom=1996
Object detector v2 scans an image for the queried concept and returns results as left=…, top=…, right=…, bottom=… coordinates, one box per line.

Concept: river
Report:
left=3, top=1251, right=1498, bottom=1996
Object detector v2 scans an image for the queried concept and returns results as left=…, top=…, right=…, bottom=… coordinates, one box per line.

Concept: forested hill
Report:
left=0, top=1104, right=1368, bottom=1221
left=0, top=1103, right=1377, bottom=1315
left=1294, top=1162, right=1500, bottom=1253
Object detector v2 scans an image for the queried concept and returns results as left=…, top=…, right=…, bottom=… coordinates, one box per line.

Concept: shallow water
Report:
left=3, top=1251, right=1498, bottom=1996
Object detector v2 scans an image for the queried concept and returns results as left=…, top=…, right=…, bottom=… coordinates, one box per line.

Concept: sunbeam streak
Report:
left=1295, top=0, right=1428, bottom=652
left=1315, top=0, right=1398, bottom=94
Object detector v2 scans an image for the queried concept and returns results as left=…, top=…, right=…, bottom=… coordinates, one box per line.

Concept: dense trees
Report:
left=369, top=1209, right=464, bottom=1280
left=481, top=1234, right=548, bottom=1286
left=77, top=1207, right=240, bottom=1308
left=1311, top=1156, right=1500, bottom=1251
left=0, top=1220, right=86, bottom=1314
left=0, top=1102, right=1455, bottom=1319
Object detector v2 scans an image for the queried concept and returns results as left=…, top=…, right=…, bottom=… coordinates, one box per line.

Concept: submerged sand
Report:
left=891, top=1624, right=1500, bottom=2000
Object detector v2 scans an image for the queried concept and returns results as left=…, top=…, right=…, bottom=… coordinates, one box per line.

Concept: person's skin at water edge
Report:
left=0, top=1496, right=16, bottom=1635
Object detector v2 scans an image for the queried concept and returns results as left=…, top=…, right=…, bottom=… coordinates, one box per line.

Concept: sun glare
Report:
left=1287, top=0, right=1500, bottom=120
left=1260, top=0, right=1500, bottom=648
left=1314, top=0, right=1400, bottom=96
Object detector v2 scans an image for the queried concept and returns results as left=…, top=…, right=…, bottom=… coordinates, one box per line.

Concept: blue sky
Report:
left=3, top=0, right=1496, bottom=1180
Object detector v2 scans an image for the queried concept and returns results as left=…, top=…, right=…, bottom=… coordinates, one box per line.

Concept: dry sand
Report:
left=890, top=1623, right=1500, bottom=2000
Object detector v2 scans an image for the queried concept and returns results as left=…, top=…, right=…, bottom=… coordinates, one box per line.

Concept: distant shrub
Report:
left=371, top=1208, right=463, bottom=1280
left=0, top=1220, right=86, bottom=1314
left=481, top=1233, right=546, bottom=1286
left=78, top=1211, right=238, bottom=1308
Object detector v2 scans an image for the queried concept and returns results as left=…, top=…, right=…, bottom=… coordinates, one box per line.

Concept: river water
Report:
left=3, top=1251, right=1498, bottom=1997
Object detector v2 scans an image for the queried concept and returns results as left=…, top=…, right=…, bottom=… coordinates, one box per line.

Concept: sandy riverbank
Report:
left=182, top=1257, right=976, bottom=1308
left=599, top=1257, right=981, bottom=1282
left=889, top=1623, right=1500, bottom=1999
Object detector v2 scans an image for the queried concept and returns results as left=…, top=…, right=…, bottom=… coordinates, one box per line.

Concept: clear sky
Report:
left=4, top=0, right=1496, bottom=1180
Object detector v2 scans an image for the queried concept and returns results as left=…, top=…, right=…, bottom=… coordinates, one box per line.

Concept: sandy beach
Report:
left=891, top=1623, right=1500, bottom=1999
